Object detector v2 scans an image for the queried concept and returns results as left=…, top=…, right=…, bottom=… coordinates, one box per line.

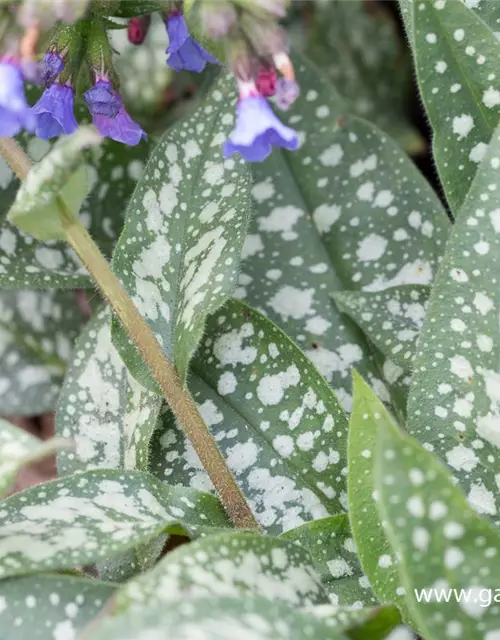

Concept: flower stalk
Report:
left=0, top=137, right=260, bottom=532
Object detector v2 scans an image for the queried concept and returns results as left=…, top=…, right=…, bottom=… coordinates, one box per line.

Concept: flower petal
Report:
left=93, top=106, right=146, bottom=146
left=32, top=84, right=78, bottom=139
left=224, top=95, right=298, bottom=162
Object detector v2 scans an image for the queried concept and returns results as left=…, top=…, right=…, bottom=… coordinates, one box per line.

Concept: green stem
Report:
left=0, top=137, right=259, bottom=531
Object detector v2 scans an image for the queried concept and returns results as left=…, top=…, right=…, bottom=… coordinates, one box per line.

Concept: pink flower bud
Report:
left=256, top=66, right=278, bottom=97
left=128, top=16, right=151, bottom=46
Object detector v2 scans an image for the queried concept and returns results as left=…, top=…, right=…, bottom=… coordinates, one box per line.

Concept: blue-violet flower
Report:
left=32, top=83, right=78, bottom=139
left=83, top=79, right=121, bottom=117
left=0, top=60, right=35, bottom=137
left=84, top=80, right=146, bottom=146
left=224, top=82, right=299, bottom=162
left=166, top=12, right=218, bottom=73
left=40, top=52, right=65, bottom=86
left=275, top=77, right=300, bottom=111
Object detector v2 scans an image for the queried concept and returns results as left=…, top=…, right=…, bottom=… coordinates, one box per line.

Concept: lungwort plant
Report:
left=0, top=0, right=500, bottom=638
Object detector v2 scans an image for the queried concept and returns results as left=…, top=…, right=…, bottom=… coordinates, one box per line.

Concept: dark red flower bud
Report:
left=127, top=15, right=151, bottom=46
left=256, top=66, right=278, bottom=97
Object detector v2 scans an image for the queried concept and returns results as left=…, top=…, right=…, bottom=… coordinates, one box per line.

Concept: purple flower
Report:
left=83, top=80, right=121, bottom=117
left=32, top=83, right=78, bottom=139
left=166, top=13, right=218, bottom=73
left=223, top=95, right=299, bottom=163
left=275, top=78, right=300, bottom=111
left=92, top=107, right=146, bottom=147
left=0, top=61, right=35, bottom=137
left=84, top=79, right=145, bottom=146
left=40, top=52, right=65, bottom=86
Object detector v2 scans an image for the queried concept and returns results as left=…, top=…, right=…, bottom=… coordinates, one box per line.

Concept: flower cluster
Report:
left=0, top=2, right=300, bottom=162
left=164, top=7, right=300, bottom=162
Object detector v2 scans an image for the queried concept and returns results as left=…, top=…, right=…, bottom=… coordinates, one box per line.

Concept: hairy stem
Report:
left=0, top=138, right=31, bottom=180
left=62, top=215, right=258, bottom=529
left=0, top=138, right=259, bottom=531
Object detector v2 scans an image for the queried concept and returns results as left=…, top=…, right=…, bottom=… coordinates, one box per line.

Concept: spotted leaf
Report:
left=111, top=72, right=253, bottom=388
left=412, top=0, right=500, bottom=210
left=241, top=54, right=448, bottom=415
left=8, top=127, right=100, bottom=242
left=408, top=121, right=500, bottom=520
left=150, top=298, right=347, bottom=534
left=400, top=0, right=500, bottom=48
left=307, top=0, right=424, bottom=153
left=348, top=373, right=415, bottom=626
left=282, top=515, right=377, bottom=607
left=0, top=111, right=149, bottom=289
left=0, top=469, right=230, bottom=580
left=114, top=531, right=326, bottom=614
left=0, top=289, right=86, bottom=416
left=333, top=285, right=430, bottom=371
left=56, top=308, right=162, bottom=476
left=308, top=604, right=401, bottom=640
left=0, top=420, right=67, bottom=497
left=375, top=382, right=500, bottom=640
left=91, top=594, right=346, bottom=640
left=0, top=574, right=115, bottom=640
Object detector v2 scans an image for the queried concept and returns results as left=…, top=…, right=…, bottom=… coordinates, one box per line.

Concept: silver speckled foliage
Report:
left=2, top=1, right=500, bottom=639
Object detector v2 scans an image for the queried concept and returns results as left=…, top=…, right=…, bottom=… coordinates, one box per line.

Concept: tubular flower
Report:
left=165, top=12, right=218, bottom=73
left=223, top=80, right=299, bottom=163
left=0, top=60, right=35, bottom=137
left=84, top=79, right=146, bottom=146
left=39, top=51, right=65, bottom=86
left=275, top=77, right=300, bottom=111
left=32, top=82, right=77, bottom=139
left=83, top=79, right=121, bottom=117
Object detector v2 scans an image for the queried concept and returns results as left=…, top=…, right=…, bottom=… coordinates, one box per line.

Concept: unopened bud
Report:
left=274, top=77, right=299, bottom=111
left=227, top=37, right=254, bottom=83
left=127, top=15, right=151, bottom=45
left=240, top=13, right=288, bottom=59
left=233, top=0, right=289, bottom=20
left=199, top=1, right=237, bottom=39
left=256, top=65, right=277, bottom=97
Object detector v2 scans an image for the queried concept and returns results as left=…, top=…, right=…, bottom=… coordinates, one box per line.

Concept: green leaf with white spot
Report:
left=0, top=469, right=230, bottom=580
left=91, top=595, right=347, bottom=640
left=114, top=531, right=326, bottom=613
left=0, top=574, right=115, bottom=640
left=307, top=0, right=424, bottom=154
left=0, top=289, right=86, bottom=416
left=282, top=515, right=377, bottom=607
left=308, top=604, right=401, bottom=640
left=8, top=128, right=101, bottom=242
left=111, top=72, right=253, bottom=388
left=375, top=387, right=500, bottom=640
left=0, top=111, right=150, bottom=289
left=408, top=121, right=500, bottom=519
left=56, top=308, right=128, bottom=475
left=0, top=420, right=68, bottom=497
left=123, top=376, right=163, bottom=472
left=400, top=0, right=500, bottom=48
left=240, top=54, right=448, bottom=415
left=463, top=0, right=500, bottom=32
left=412, top=0, right=500, bottom=211
left=333, top=285, right=430, bottom=370
left=151, top=298, right=348, bottom=534
left=56, top=308, right=162, bottom=476
left=348, top=373, right=415, bottom=626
